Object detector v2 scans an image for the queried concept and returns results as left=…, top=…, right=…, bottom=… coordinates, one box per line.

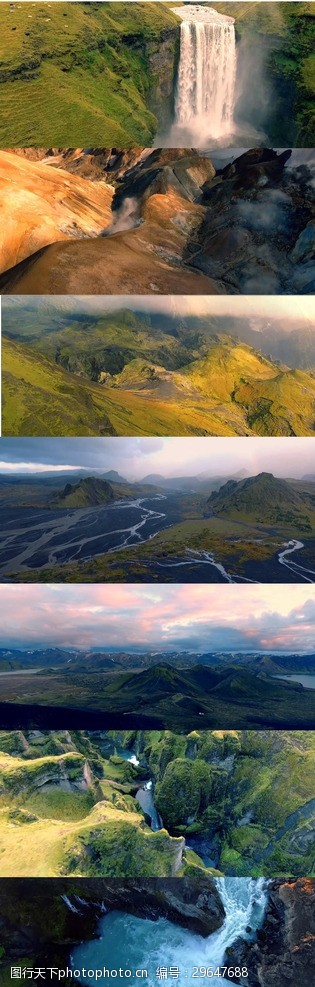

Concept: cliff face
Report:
left=253, top=880, right=315, bottom=987
left=1, top=878, right=315, bottom=987
left=216, top=1, right=315, bottom=145
left=0, top=876, right=225, bottom=986
left=145, top=28, right=180, bottom=130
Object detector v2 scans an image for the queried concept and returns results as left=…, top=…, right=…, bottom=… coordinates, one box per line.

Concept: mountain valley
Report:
left=1, top=467, right=313, bottom=584
left=1, top=648, right=315, bottom=730
left=3, top=298, right=315, bottom=436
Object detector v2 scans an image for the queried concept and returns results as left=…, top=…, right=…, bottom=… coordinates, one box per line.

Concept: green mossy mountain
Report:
left=53, top=477, right=116, bottom=509
left=0, top=729, right=314, bottom=880
left=207, top=472, right=314, bottom=528
left=3, top=330, right=315, bottom=437
left=0, top=732, right=195, bottom=878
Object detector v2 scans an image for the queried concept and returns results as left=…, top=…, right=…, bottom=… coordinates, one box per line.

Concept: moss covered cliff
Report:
left=0, top=729, right=314, bottom=880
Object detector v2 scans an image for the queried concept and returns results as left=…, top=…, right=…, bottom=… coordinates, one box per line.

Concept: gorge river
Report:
left=72, top=878, right=267, bottom=986
left=114, top=747, right=162, bottom=833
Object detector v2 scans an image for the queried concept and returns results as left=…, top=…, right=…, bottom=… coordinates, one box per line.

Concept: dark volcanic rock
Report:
left=112, top=148, right=216, bottom=214
left=226, top=880, right=315, bottom=987
left=188, top=147, right=314, bottom=294
left=0, top=876, right=225, bottom=971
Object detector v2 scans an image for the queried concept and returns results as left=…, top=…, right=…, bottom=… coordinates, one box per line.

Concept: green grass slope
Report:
left=0, top=741, right=192, bottom=878
left=0, top=1, right=180, bottom=145
left=3, top=333, right=315, bottom=438
left=52, top=477, right=116, bottom=509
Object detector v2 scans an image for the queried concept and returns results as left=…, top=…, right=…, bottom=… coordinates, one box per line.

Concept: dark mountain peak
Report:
left=54, top=475, right=115, bottom=508
left=207, top=471, right=308, bottom=522
left=253, top=471, right=274, bottom=481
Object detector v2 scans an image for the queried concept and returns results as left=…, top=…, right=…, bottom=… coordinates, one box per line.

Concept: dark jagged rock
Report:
left=235, top=880, right=315, bottom=987
left=220, top=147, right=292, bottom=182
left=0, top=146, right=314, bottom=295
left=112, top=148, right=216, bottom=214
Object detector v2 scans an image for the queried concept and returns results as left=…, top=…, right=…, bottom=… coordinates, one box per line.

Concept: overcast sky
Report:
left=0, top=437, right=313, bottom=479
left=0, top=584, right=314, bottom=653
left=3, top=295, right=314, bottom=328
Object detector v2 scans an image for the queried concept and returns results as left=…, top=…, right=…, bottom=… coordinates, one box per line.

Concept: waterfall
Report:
left=72, top=878, right=268, bottom=985
left=174, top=7, right=236, bottom=140
left=211, top=877, right=268, bottom=969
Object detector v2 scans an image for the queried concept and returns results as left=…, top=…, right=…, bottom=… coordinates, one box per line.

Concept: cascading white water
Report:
left=174, top=6, right=236, bottom=140
left=211, top=877, right=267, bottom=970
left=72, top=878, right=268, bottom=985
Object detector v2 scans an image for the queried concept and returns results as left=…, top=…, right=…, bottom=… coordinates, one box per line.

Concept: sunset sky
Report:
left=0, top=584, right=314, bottom=653
left=0, top=436, right=313, bottom=478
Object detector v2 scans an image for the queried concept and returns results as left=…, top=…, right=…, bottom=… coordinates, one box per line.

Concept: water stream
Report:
left=278, top=539, right=315, bottom=582
left=115, top=747, right=162, bottom=833
left=71, top=878, right=268, bottom=985
left=156, top=540, right=315, bottom=584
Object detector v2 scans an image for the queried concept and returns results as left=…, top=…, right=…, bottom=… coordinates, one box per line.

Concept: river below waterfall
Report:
left=72, top=878, right=267, bottom=986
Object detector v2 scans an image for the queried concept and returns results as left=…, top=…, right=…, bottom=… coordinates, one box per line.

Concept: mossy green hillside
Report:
left=0, top=2, right=314, bottom=146
left=0, top=1, right=179, bottom=145
left=0, top=740, right=193, bottom=878
left=135, top=729, right=315, bottom=877
left=3, top=332, right=315, bottom=438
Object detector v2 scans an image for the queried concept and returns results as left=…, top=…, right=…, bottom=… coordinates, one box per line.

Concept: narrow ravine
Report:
left=115, top=746, right=163, bottom=833
left=257, top=797, right=315, bottom=863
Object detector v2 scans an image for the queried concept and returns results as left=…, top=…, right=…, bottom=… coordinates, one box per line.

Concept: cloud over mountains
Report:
left=1, top=584, right=315, bottom=653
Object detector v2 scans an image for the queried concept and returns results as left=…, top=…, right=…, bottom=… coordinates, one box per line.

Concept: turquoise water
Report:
left=72, top=878, right=267, bottom=986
